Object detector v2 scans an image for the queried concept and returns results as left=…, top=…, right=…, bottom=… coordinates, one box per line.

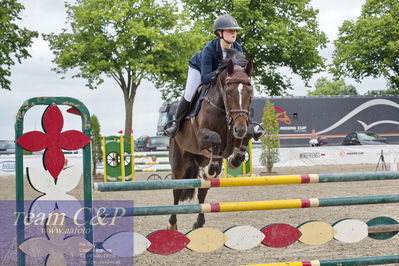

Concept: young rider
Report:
left=164, top=14, right=264, bottom=140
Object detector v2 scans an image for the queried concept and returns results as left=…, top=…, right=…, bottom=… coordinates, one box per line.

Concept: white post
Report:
left=389, top=149, right=398, bottom=171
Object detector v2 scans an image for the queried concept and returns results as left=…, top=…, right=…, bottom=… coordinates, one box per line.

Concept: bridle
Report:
left=204, top=71, right=252, bottom=130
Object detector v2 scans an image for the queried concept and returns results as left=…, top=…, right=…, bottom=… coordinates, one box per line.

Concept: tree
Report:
left=90, top=114, right=102, bottom=176
left=366, top=89, right=399, bottom=95
left=332, top=0, right=399, bottom=90
left=260, top=100, right=280, bottom=174
left=0, top=0, right=38, bottom=90
left=181, top=0, right=327, bottom=95
left=308, top=77, right=358, bottom=95
left=44, top=0, right=206, bottom=134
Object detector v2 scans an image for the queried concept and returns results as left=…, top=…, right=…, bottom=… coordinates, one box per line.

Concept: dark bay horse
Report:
left=168, top=49, right=254, bottom=230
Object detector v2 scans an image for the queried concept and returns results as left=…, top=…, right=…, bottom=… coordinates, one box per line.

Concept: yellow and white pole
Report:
left=102, top=136, right=107, bottom=183
left=119, top=135, right=125, bottom=182
left=134, top=135, right=137, bottom=181
left=249, top=140, right=253, bottom=177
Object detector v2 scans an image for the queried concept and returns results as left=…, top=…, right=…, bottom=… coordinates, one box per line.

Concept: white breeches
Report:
left=309, top=139, right=318, bottom=146
left=183, top=67, right=202, bottom=102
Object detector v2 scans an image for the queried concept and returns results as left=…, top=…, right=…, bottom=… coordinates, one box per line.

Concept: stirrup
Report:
left=251, top=122, right=265, bottom=141
left=164, top=120, right=179, bottom=137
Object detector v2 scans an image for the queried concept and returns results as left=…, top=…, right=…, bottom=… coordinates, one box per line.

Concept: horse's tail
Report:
left=179, top=165, right=198, bottom=201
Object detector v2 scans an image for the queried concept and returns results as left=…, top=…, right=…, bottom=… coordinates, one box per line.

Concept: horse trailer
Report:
left=157, top=96, right=399, bottom=147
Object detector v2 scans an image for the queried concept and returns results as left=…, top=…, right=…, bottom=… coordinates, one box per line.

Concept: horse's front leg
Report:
left=198, top=128, right=222, bottom=179
left=229, top=133, right=251, bottom=169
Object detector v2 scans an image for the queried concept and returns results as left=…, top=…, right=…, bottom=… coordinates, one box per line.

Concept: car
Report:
left=134, top=135, right=149, bottom=151
left=342, top=132, right=389, bottom=145
left=144, top=136, right=170, bottom=151
left=0, top=140, right=15, bottom=155
left=134, top=135, right=170, bottom=151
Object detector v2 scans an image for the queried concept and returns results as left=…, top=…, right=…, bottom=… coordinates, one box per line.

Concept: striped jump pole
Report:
left=129, top=151, right=169, bottom=178
left=244, top=254, right=399, bottom=266
left=94, top=171, right=399, bottom=192
left=128, top=153, right=169, bottom=158
left=101, top=194, right=399, bottom=217
left=134, top=161, right=170, bottom=165
left=134, top=169, right=170, bottom=173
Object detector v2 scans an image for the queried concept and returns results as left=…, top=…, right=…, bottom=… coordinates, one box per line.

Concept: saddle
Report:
left=184, top=83, right=211, bottom=120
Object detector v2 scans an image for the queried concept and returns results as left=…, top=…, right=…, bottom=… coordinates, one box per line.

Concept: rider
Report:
left=309, top=128, right=319, bottom=147
left=164, top=14, right=264, bottom=140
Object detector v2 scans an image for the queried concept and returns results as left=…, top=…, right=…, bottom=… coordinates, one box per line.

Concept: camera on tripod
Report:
left=375, top=149, right=387, bottom=171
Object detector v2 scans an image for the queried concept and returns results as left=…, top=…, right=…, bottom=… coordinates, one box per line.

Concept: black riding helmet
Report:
left=213, top=14, right=242, bottom=33
left=214, top=14, right=242, bottom=44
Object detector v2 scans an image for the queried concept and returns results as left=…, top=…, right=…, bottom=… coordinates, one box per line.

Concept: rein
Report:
left=204, top=74, right=251, bottom=130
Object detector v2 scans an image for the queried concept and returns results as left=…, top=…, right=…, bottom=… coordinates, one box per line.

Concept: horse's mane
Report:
left=216, top=48, right=248, bottom=73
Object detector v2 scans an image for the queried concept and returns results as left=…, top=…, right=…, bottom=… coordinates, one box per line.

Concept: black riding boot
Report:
left=164, top=97, right=190, bottom=138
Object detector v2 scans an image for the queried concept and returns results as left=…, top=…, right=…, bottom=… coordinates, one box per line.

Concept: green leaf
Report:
left=260, top=100, right=280, bottom=172
left=308, top=77, right=358, bottom=95
left=44, top=0, right=208, bottom=132
left=0, top=0, right=38, bottom=90
left=182, top=0, right=327, bottom=95
left=332, top=0, right=399, bottom=90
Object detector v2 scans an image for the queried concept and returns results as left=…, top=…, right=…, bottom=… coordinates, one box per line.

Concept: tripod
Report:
left=375, top=150, right=387, bottom=171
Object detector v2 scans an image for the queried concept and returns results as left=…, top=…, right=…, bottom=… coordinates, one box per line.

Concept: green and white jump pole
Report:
left=94, top=171, right=399, bottom=192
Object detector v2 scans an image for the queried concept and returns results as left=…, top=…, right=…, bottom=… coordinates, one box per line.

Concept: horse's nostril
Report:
left=233, top=126, right=247, bottom=137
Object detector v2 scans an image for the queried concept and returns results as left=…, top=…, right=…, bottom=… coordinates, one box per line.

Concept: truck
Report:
left=157, top=95, right=399, bottom=147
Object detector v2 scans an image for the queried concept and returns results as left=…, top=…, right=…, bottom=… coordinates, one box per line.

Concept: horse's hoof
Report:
left=208, top=164, right=219, bottom=176
left=193, top=222, right=203, bottom=229
left=228, top=157, right=241, bottom=169
left=167, top=224, right=177, bottom=230
left=202, top=165, right=217, bottom=180
left=204, top=172, right=217, bottom=180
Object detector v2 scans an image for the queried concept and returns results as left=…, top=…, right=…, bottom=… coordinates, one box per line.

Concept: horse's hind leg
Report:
left=168, top=189, right=182, bottom=230
left=168, top=137, right=184, bottom=230
left=193, top=188, right=209, bottom=229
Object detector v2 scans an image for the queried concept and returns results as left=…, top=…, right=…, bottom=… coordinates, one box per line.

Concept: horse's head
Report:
left=221, top=58, right=254, bottom=139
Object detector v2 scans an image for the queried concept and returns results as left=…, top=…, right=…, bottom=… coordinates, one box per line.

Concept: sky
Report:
left=0, top=0, right=387, bottom=140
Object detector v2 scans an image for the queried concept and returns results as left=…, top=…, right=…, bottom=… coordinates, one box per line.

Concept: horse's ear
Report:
left=227, top=59, right=234, bottom=75
left=245, top=59, right=253, bottom=76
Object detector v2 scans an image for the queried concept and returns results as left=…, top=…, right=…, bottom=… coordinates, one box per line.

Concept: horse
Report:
left=168, top=49, right=254, bottom=230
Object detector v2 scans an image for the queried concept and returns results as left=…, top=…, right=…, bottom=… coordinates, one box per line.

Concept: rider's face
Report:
left=221, top=29, right=237, bottom=43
